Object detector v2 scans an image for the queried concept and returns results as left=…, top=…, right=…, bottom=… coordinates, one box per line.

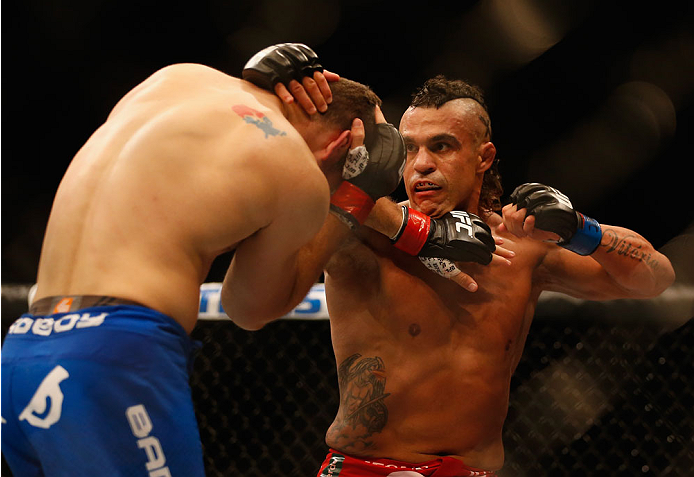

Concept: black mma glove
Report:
left=242, top=43, right=323, bottom=90
left=509, top=183, right=602, bottom=255
left=241, top=43, right=407, bottom=229
left=330, top=124, right=406, bottom=229
left=391, top=207, right=495, bottom=265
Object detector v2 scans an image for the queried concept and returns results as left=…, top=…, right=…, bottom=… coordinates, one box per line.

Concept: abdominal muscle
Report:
left=324, top=229, right=539, bottom=470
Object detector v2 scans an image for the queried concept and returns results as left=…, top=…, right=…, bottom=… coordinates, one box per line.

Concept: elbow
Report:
left=231, top=316, right=269, bottom=331
left=224, top=306, right=275, bottom=331
left=651, top=266, right=677, bottom=298
left=645, top=255, right=677, bottom=298
left=221, top=298, right=274, bottom=331
left=222, top=302, right=283, bottom=331
left=630, top=263, right=676, bottom=299
left=222, top=299, right=294, bottom=331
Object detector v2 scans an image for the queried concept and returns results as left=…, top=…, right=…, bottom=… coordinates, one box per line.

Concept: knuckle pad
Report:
left=242, top=43, right=323, bottom=90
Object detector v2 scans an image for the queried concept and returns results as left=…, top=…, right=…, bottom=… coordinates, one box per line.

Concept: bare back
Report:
left=35, top=64, right=328, bottom=332
left=324, top=213, right=549, bottom=471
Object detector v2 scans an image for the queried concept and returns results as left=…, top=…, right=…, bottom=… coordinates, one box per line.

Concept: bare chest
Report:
left=326, top=229, right=541, bottom=357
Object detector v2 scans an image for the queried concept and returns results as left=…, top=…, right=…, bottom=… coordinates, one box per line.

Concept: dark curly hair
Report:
left=410, top=75, right=502, bottom=213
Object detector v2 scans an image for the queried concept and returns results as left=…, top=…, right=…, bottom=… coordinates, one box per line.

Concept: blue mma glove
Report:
left=509, top=183, right=602, bottom=255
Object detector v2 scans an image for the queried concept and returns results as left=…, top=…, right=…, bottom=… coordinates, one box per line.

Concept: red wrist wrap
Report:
left=393, top=208, right=431, bottom=255
left=329, top=181, right=375, bottom=227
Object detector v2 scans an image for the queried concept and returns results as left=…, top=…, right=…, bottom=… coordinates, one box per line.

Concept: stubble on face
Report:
left=400, top=99, right=489, bottom=217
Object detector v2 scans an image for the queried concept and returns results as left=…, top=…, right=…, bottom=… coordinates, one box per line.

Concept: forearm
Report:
left=222, top=213, right=352, bottom=330
left=591, top=225, right=675, bottom=297
left=222, top=254, right=301, bottom=330
left=363, top=197, right=405, bottom=239
left=293, top=212, right=354, bottom=290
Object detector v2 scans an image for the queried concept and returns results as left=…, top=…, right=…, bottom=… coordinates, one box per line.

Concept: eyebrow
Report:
left=403, top=133, right=461, bottom=145
left=428, top=133, right=461, bottom=147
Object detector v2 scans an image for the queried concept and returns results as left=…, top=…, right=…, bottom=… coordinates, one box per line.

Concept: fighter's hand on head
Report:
left=241, top=42, right=339, bottom=114
left=500, top=183, right=602, bottom=255
left=274, top=70, right=340, bottom=114
left=330, top=119, right=406, bottom=230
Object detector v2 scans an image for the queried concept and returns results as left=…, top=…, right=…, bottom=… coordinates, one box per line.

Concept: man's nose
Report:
left=411, top=148, right=437, bottom=174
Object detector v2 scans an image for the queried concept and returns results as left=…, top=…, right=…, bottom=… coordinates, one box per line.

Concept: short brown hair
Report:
left=318, top=78, right=382, bottom=142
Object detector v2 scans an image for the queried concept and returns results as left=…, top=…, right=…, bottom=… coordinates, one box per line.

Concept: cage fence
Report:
left=1, top=285, right=692, bottom=477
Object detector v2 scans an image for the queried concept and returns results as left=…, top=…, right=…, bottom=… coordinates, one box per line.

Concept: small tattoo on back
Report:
left=232, top=104, right=287, bottom=138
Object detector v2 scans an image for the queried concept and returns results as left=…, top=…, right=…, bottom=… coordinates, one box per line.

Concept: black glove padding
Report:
left=242, top=43, right=323, bottom=90
left=509, top=183, right=579, bottom=242
left=346, top=123, right=406, bottom=201
left=420, top=211, right=495, bottom=265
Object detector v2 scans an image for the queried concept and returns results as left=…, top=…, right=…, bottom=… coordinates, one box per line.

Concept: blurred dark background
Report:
left=2, top=3, right=694, bottom=476
left=2, top=0, right=693, bottom=284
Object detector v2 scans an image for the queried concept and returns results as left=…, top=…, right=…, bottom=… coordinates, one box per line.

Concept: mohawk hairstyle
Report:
left=411, top=75, right=491, bottom=140
left=410, top=75, right=502, bottom=213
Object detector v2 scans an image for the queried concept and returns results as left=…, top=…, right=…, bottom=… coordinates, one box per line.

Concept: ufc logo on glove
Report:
left=450, top=211, right=474, bottom=238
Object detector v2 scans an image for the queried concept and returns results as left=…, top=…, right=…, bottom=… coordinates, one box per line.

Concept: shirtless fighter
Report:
left=0, top=44, right=406, bottom=476
left=305, top=76, right=675, bottom=476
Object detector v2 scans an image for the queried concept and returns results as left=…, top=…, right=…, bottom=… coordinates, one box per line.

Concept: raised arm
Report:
left=501, top=183, right=675, bottom=299
left=223, top=112, right=406, bottom=330
left=220, top=136, right=332, bottom=330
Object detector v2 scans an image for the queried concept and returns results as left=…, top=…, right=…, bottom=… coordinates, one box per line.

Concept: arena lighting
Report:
left=422, top=0, right=587, bottom=88
left=528, top=81, right=677, bottom=208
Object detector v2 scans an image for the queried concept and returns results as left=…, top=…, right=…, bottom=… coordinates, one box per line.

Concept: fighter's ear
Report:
left=317, top=130, right=351, bottom=166
left=477, top=141, right=496, bottom=173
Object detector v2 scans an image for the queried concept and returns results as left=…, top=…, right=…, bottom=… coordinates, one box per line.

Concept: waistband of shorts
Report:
left=29, top=295, right=146, bottom=315
left=322, top=449, right=497, bottom=477
left=5, top=302, right=200, bottom=372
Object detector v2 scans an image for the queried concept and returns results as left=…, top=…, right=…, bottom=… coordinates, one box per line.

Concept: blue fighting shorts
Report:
left=1, top=302, right=205, bottom=477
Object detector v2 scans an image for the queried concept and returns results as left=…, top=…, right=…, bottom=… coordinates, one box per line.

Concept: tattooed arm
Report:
left=536, top=224, right=675, bottom=300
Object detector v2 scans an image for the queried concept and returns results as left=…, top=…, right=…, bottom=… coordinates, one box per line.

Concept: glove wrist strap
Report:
left=329, top=181, right=375, bottom=230
left=390, top=206, right=409, bottom=242
left=393, top=207, right=431, bottom=255
left=560, top=213, right=602, bottom=255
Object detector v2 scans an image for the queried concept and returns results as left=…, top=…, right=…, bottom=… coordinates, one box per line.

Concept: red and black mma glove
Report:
left=242, top=43, right=323, bottom=90
left=509, top=183, right=602, bottom=255
left=330, top=124, right=406, bottom=229
left=391, top=207, right=496, bottom=266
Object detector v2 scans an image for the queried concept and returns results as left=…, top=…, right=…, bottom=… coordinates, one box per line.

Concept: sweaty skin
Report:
left=325, top=217, right=538, bottom=470
left=323, top=100, right=674, bottom=471
left=34, top=64, right=331, bottom=333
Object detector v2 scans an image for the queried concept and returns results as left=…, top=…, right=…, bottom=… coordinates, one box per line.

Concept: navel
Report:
left=408, top=323, right=421, bottom=337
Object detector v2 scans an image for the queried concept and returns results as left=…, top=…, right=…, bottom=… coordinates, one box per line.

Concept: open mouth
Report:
left=413, top=181, right=441, bottom=192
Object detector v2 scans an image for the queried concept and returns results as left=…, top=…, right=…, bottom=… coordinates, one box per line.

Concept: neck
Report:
left=246, top=83, right=285, bottom=115
left=459, top=175, right=484, bottom=217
